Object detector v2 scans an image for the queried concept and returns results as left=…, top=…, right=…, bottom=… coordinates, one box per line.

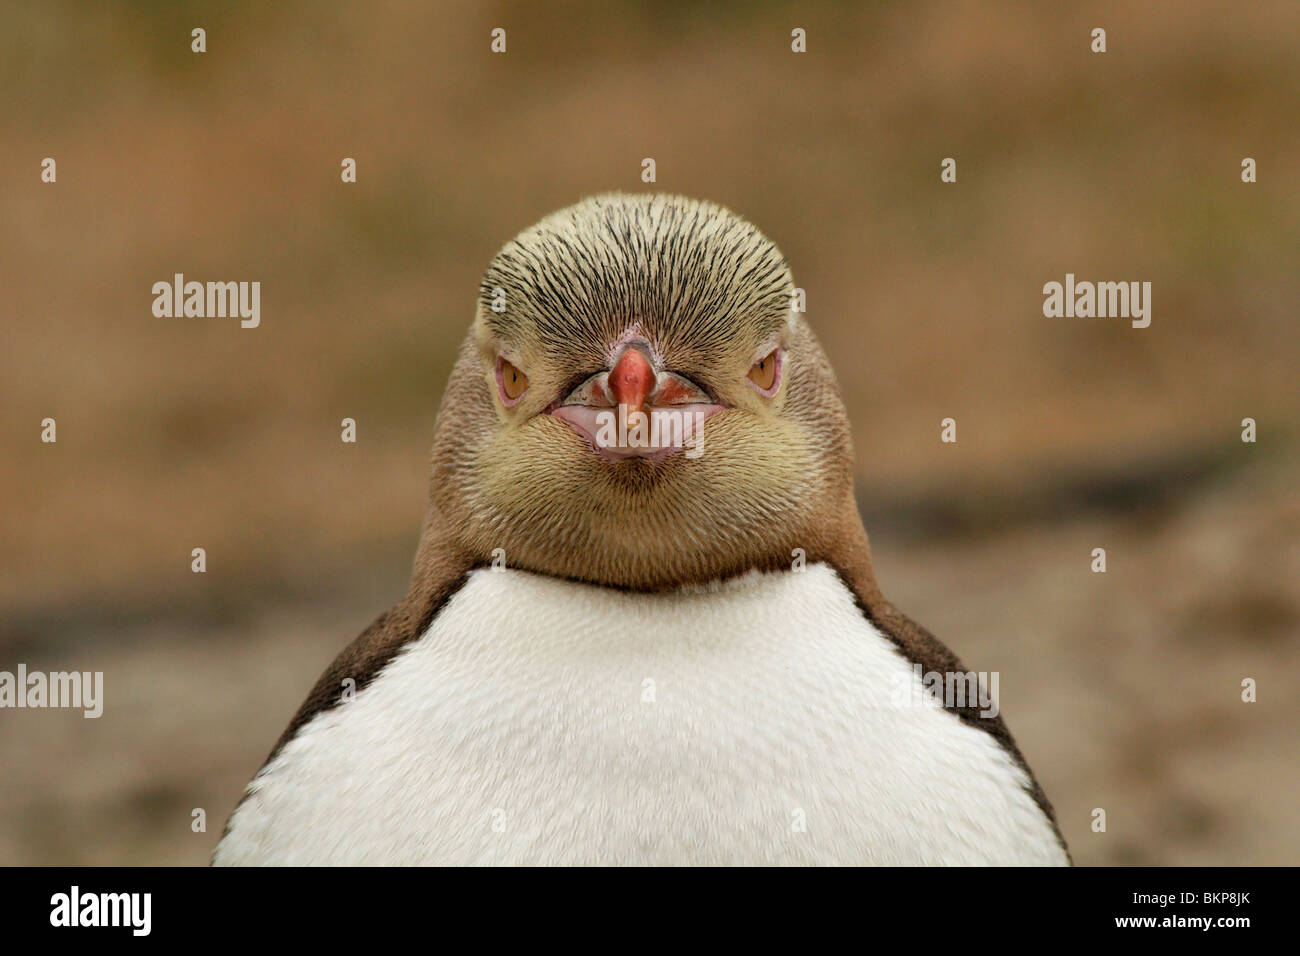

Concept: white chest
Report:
left=216, top=564, right=1066, bottom=865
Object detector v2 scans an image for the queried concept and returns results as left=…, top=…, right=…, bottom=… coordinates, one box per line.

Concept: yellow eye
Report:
left=499, top=358, right=529, bottom=403
left=747, top=350, right=779, bottom=392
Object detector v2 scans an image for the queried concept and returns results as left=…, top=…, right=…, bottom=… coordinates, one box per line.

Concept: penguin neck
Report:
left=404, top=485, right=883, bottom=609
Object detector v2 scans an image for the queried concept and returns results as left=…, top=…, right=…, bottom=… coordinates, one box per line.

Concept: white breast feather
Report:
left=215, top=563, right=1067, bottom=865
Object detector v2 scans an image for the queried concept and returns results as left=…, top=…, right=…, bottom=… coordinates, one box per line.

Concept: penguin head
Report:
left=430, top=193, right=860, bottom=590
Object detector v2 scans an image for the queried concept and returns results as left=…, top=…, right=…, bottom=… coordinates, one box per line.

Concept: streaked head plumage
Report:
left=428, top=192, right=860, bottom=590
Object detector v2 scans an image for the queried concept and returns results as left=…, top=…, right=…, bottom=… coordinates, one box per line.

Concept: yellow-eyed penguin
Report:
left=215, top=193, right=1069, bottom=866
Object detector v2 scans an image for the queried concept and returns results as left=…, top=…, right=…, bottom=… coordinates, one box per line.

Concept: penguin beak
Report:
left=549, top=343, right=724, bottom=460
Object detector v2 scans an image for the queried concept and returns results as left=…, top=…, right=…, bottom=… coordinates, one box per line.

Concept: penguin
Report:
left=214, top=193, right=1070, bottom=866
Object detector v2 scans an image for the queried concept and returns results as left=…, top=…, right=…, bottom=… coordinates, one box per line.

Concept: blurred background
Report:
left=1, top=0, right=1297, bottom=865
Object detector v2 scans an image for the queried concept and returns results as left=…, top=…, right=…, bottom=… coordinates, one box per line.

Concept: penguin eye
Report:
left=747, top=349, right=780, bottom=394
left=497, top=357, right=529, bottom=404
